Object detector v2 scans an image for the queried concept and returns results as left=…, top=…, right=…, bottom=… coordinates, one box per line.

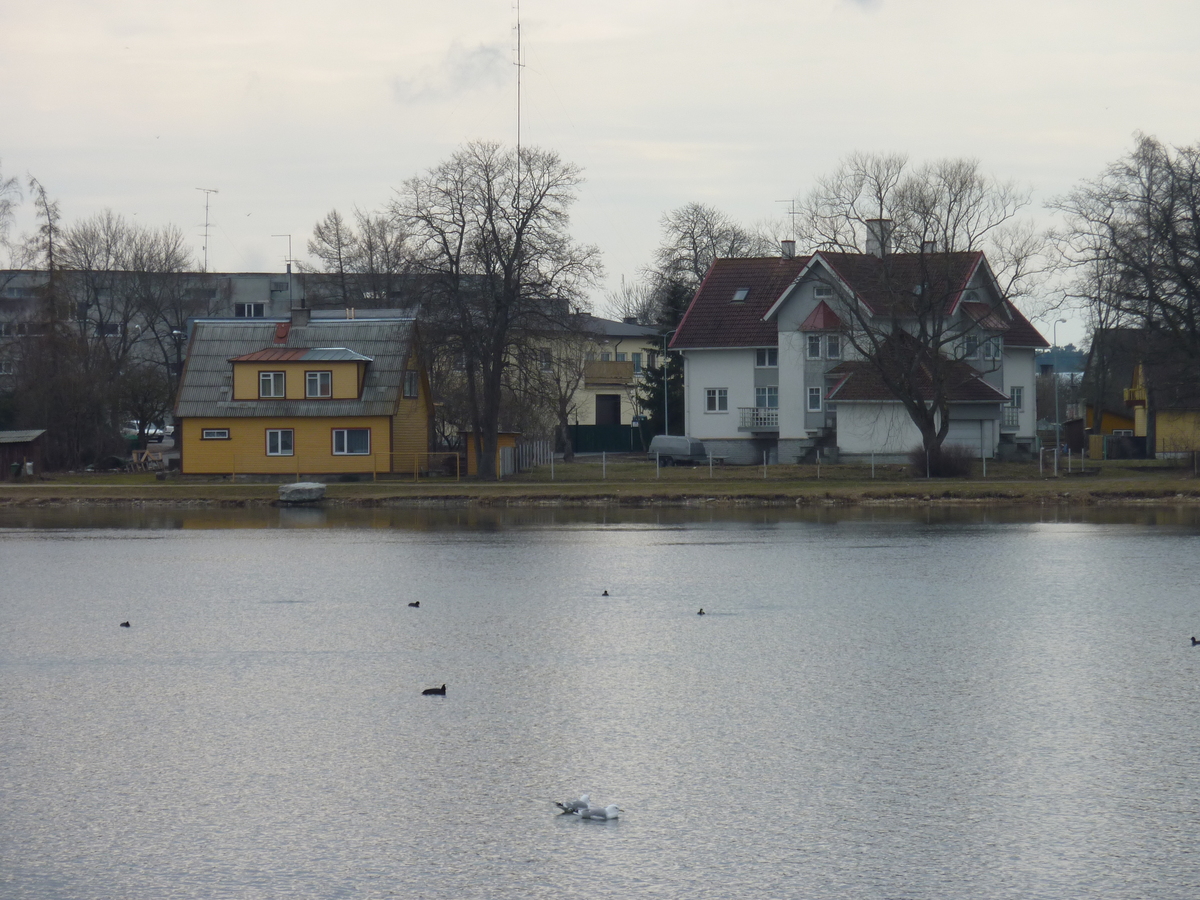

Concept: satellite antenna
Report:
left=196, top=188, right=218, bottom=272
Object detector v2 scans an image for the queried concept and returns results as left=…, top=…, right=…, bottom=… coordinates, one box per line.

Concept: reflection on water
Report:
left=6, top=502, right=1200, bottom=531
left=2, top=508, right=1200, bottom=899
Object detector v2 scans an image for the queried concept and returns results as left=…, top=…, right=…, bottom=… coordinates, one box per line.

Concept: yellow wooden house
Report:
left=1123, top=361, right=1200, bottom=457
left=174, top=308, right=431, bottom=475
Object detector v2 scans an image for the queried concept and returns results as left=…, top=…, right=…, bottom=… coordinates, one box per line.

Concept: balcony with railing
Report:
left=584, top=359, right=635, bottom=387
left=739, top=407, right=779, bottom=431
left=1001, top=406, right=1021, bottom=430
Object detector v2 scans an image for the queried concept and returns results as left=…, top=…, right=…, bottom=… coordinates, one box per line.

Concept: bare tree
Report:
left=1054, top=134, right=1200, bottom=362
left=518, top=328, right=590, bottom=461
left=798, top=153, right=1048, bottom=456
left=304, top=206, right=414, bottom=307
left=636, top=202, right=776, bottom=328
left=395, top=141, right=601, bottom=479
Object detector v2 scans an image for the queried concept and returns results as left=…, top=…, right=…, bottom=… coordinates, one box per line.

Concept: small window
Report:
left=333, top=428, right=370, bottom=455
left=963, top=336, right=979, bottom=359
left=632, top=352, right=643, bottom=374
left=731, top=287, right=750, bottom=302
left=982, top=337, right=1002, bottom=360
left=755, top=348, right=778, bottom=367
left=600, top=352, right=612, bottom=362
left=403, top=370, right=419, bottom=399
left=1113, top=429, right=1134, bottom=436
left=201, top=428, right=230, bottom=440
left=615, top=352, right=627, bottom=362
left=814, top=285, right=833, bottom=300
left=807, top=387, right=823, bottom=412
left=271, top=281, right=289, bottom=292
left=266, top=429, right=293, bottom=456
left=95, top=322, right=121, bottom=337
left=235, top=303, right=265, bottom=318
left=826, top=334, right=841, bottom=359
left=807, top=334, right=823, bottom=359
left=755, top=386, right=779, bottom=409
left=705, top=388, right=728, bottom=412
left=539, top=349, right=553, bottom=371
left=1009, top=386, right=1023, bottom=410
left=260, top=371, right=285, bottom=398
left=306, top=370, right=332, bottom=398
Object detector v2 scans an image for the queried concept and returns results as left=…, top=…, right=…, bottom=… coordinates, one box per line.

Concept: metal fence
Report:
left=501, top=440, right=553, bottom=476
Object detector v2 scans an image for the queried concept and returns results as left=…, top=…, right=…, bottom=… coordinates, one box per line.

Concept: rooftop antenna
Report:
left=271, top=234, right=293, bottom=272
left=196, top=188, right=218, bottom=272
left=775, top=198, right=798, bottom=242
left=514, top=0, right=524, bottom=156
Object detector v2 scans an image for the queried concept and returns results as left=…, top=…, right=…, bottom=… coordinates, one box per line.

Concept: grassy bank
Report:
left=2, top=457, right=1200, bottom=507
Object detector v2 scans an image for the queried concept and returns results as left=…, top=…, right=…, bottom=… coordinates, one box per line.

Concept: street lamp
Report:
left=1053, top=318, right=1068, bottom=456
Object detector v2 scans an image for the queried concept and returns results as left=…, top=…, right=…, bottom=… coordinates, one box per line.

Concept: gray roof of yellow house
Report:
left=175, top=313, right=416, bottom=419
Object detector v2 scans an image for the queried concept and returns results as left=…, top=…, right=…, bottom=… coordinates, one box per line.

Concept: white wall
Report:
left=1002, top=347, right=1038, bottom=438
left=836, top=403, right=922, bottom=455
left=682, top=348, right=757, bottom=439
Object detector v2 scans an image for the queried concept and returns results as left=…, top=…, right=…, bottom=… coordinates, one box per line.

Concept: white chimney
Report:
left=781, top=239, right=796, bottom=259
left=865, top=219, right=893, bottom=258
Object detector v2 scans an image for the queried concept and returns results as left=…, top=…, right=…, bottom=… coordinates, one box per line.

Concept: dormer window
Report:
left=814, top=285, right=833, bottom=300
left=731, top=287, right=750, bottom=303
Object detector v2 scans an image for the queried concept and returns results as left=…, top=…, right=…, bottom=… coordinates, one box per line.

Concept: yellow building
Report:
left=174, top=308, right=430, bottom=475
left=1124, top=361, right=1200, bottom=457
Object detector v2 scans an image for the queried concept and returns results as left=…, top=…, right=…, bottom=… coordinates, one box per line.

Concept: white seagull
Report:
left=578, top=804, right=622, bottom=820
left=555, top=793, right=590, bottom=814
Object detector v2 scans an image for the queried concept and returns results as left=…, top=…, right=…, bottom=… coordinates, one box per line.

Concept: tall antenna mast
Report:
left=514, top=0, right=524, bottom=155
left=196, top=188, right=218, bottom=272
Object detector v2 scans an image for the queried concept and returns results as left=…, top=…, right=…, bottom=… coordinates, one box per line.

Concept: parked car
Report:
left=647, top=434, right=708, bottom=466
left=121, top=421, right=166, bottom=442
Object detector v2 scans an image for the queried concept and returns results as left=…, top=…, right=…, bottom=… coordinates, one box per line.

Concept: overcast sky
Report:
left=4, top=0, right=1199, bottom=342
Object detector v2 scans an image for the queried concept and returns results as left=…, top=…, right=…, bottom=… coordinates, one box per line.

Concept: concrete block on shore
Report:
left=279, top=481, right=326, bottom=503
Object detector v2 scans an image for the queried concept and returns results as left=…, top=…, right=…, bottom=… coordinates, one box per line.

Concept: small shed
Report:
left=461, top=431, right=520, bottom=477
left=0, top=429, right=47, bottom=480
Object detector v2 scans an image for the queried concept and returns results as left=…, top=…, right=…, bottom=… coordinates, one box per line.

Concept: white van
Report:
left=647, top=435, right=708, bottom=466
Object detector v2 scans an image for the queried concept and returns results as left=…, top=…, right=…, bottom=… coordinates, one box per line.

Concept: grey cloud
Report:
left=393, top=42, right=510, bottom=102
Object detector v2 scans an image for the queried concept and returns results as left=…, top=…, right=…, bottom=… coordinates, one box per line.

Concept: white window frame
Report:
left=235, top=303, right=265, bottom=318
left=260, top=371, right=285, bottom=398
left=755, top=386, right=779, bottom=409
left=305, top=370, right=332, bottom=398
left=403, top=370, right=419, bottom=399
left=755, top=347, right=778, bottom=368
left=814, top=284, right=833, bottom=300
left=705, top=388, right=728, bottom=413
left=807, top=387, right=823, bottom=412
left=201, top=428, right=230, bottom=440
left=963, top=336, right=979, bottom=360
left=982, top=336, right=1002, bottom=361
left=632, top=352, right=642, bottom=374
left=826, top=334, right=841, bottom=359
left=266, top=429, right=293, bottom=456
left=807, top=334, right=822, bottom=359
left=332, top=428, right=371, bottom=455
left=1009, top=386, right=1023, bottom=410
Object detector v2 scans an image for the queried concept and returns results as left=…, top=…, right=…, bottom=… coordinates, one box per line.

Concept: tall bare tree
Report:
left=395, top=141, right=601, bottom=479
left=1054, top=134, right=1200, bottom=362
left=798, top=153, right=1048, bottom=456
left=304, top=206, right=414, bottom=307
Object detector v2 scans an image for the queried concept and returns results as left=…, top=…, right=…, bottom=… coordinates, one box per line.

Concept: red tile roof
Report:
left=671, top=256, right=809, bottom=349
left=827, top=355, right=1009, bottom=404
left=672, top=251, right=1048, bottom=350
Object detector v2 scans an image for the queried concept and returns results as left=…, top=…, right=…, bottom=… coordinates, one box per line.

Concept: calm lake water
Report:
left=3, top=506, right=1200, bottom=899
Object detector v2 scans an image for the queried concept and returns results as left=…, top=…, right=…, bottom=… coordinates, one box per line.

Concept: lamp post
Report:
left=1053, top=318, right=1067, bottom=458
left=662, top=331, right=676, bottom=436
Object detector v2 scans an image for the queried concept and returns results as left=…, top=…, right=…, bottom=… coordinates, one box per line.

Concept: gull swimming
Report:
left=578, top=804, right=622, bottom=820
left=555, top=793, right=590, bottom=814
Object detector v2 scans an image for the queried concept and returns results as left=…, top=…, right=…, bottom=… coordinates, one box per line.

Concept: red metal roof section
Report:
left=671, top=256, right=810, bottom=349
left=799, top=301, right=843, bottom=331
left=228, top=348, right=309, bottom=362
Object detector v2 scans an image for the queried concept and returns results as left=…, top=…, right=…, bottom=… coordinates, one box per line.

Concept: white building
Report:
left=670, top=245, right=1047, bottom=464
